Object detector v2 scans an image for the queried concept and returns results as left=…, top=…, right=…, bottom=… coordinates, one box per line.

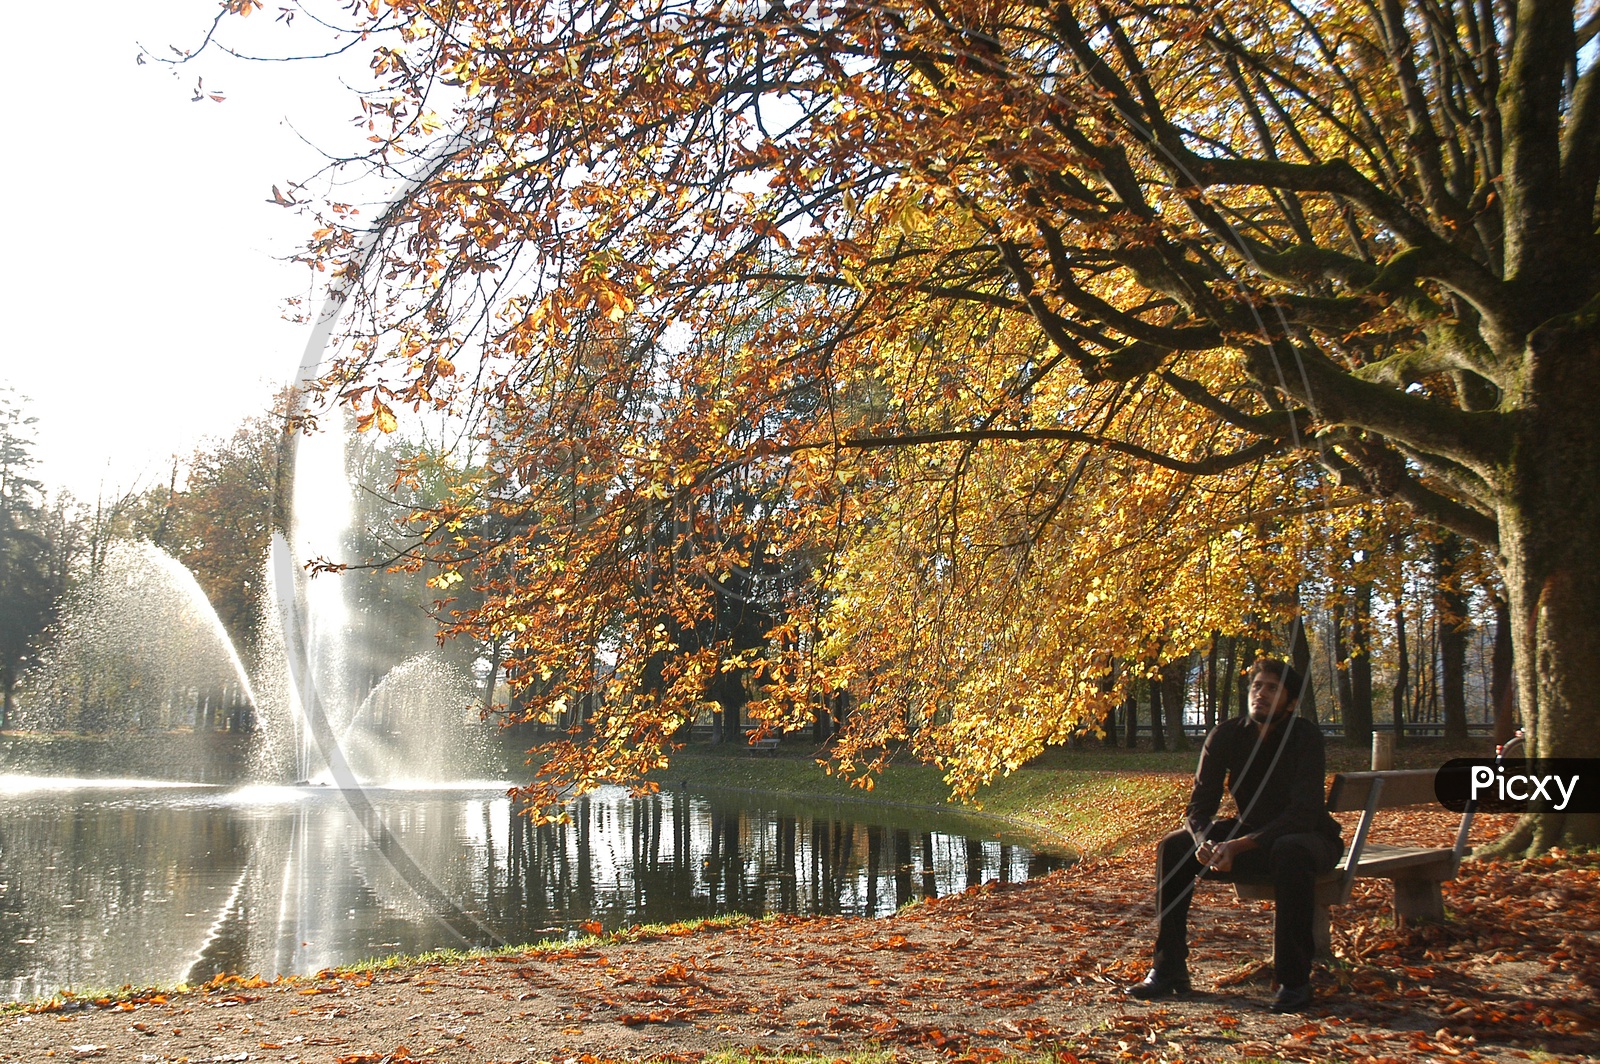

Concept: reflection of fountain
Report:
left=19, top=541, right=259, bottom=773
left=0, top=776, right=1069, bottom=1000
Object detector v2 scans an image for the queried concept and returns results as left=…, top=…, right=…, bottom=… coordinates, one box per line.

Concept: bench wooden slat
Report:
left=1234, top=878, right=1346, bottom=908
left=1230, top=844, right=1454, bottom=885
left=1345, top=842, right=1452, bottom=861
left=1342, top=847, right=1458, bottom=878
left=1326, top=769, right=1439, bottom=812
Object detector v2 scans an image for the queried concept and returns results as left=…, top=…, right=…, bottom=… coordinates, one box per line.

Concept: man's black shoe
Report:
left=1126, top=969, right=1191, bottom=999
left=1270, top=983, right=1314, bottom=1013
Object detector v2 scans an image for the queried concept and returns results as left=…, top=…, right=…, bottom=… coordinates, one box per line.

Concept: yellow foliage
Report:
left=256, top=0, right=1586, bottom=798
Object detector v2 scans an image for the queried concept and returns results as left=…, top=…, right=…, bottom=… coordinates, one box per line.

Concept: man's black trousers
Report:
left=1153, top=819, right=1342, bottom=988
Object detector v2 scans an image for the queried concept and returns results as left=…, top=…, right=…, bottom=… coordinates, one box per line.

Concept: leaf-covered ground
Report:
left=3, top=809, right=1594, bottom=1064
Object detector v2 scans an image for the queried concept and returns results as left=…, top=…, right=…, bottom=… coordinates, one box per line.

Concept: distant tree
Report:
left=1431, top=533, right=1475, bottom=744
left=1160, top=654, right=1190, bottom=751
left=163, top=403, right=289, bottom=650
left=1490, top=591, right=1517, bottom=746
left=0, top=389, right=60, bottom=726
left=1147, top=663, right=1167, bottom=752
left=1287, top=600, right=1319, bottom=725
left=344, top=432, right=476, bottom=684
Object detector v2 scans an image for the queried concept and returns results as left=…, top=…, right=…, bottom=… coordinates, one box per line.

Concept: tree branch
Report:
left=1159, top=370, right=1305, bottom=438
left=837, top=427, right=1281, bottom=476
left=1560, top=57, right=1600, bottom=244
left=1171, top=155, right=1512, bottom=325
left=1499, top=0, right=1577, bottom=284
left=1316, top=444, right=1499, bottom=546
left=1241, top=341, right=1511, bottom=480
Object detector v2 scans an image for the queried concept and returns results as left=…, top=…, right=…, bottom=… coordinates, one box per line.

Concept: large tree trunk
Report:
left=1487, top=315, right=1600, bottom=854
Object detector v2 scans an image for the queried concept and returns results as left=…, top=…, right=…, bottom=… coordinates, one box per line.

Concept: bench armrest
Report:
left=1338, top=776, right=1384, bottom=904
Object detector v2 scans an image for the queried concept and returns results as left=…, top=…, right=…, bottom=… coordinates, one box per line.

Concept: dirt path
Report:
left=4, top=823, right=1595, bottom=1064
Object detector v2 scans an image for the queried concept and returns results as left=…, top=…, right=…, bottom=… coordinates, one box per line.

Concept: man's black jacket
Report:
left=1185, top=713, right=1342, bottom=849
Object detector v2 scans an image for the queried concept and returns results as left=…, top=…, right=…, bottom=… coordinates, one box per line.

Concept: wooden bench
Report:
left=744, top=737, right=780, bottom=755
left=1229, top=769, right=1475, bottom=957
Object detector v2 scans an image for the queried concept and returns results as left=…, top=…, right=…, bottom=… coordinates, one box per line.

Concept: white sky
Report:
left=1, top=2, right=377, bottom=501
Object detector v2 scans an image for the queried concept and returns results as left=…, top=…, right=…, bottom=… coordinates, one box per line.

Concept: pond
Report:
left=0, top=777, right=1068, bottom=1002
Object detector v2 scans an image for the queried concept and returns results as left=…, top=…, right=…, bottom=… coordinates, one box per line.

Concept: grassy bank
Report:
left=648, top=734, right=1494, bottom=858
left=648, top=743, right=1193, bottom=857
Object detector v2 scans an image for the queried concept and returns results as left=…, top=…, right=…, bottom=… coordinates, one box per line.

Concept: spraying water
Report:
left=21, top=540, right=259, bottom=742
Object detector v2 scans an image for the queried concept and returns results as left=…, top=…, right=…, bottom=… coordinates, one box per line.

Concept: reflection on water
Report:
left=0, top=780, right=1066, bottom=1001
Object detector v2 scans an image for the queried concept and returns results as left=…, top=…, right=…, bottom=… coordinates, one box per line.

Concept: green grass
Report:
left=2, top=982, right=186, bottom=1016
left=338, top=913, right=762, bottom=973
left=0, top=914, right=771, bottom=1015
left=646, top=735, right=1492, bottom=858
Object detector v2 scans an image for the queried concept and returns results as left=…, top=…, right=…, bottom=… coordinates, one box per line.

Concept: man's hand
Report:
left=1195, top=837, right=1256, bottom=873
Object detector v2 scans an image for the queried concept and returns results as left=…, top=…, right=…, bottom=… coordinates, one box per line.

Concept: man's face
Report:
left=1248, top=670, right=1294, bottom=724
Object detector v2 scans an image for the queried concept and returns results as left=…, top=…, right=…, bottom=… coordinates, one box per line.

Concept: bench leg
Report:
left=1393, top=878, right=1446, bottom=925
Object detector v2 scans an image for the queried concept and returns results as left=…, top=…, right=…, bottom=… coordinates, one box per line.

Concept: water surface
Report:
left=0, top=778, right=1065, bottom=1001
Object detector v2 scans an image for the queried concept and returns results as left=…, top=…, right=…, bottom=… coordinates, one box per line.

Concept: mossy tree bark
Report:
left=1486, top=313, right=1600, bottom=854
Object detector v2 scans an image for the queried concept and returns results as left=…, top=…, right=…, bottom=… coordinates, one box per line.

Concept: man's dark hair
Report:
left=1251, top=657, right=1305, bottom=705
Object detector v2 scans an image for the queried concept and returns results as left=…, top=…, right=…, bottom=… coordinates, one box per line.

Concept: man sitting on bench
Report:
left=1127, top=658, right=1345, bottom=1013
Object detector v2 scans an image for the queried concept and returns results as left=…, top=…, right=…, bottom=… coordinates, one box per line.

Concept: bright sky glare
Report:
left=2, top=2, right=374, bottom=501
